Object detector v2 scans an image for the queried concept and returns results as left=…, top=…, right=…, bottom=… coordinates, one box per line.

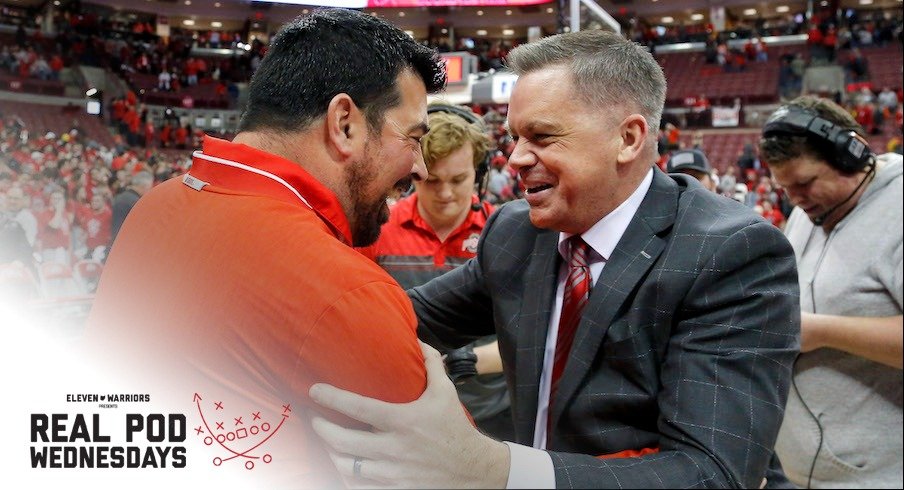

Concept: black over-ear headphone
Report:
left=762, top=104, right=874, bottom=174
left=426, top=104, right=493, bottom=213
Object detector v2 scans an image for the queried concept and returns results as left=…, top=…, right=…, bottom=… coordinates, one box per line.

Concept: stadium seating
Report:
left=859, top=44, right=904, bottom=91
left=0, top=100, right=116, bottom=148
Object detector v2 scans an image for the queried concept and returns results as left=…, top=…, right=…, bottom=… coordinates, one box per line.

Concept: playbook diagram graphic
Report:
left=192, top=392, right=291, bottom=470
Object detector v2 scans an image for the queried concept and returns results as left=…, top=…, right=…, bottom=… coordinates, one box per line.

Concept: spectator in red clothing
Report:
left=807, top=24, right=825, bottom=60
left=759, top=199, right=785, bottom=229
left=159, top=122, right=171, bottom=148
left=665, top=122, right=680, bottom=151
left=185, top=57, right=199, bottom=86
left=196, top=57, right=207, bottom=79
left=174, top=124, right=188, bottom=150
left=49, top=53, right=64, bottom=80
left=855, top=100, right=876, bottom=135
left=37, top=188, right=73, bottom=265
left=78, top=192, right=112, bottom=261
left=744, top=38, right=758, bottom=60
left=693, top=93, right=711, bottom=111
left=823, top=26, right=838, bottom=62
left=143, top=120, right=155, bottom=148
left=123, top=106, right=140, bottom=146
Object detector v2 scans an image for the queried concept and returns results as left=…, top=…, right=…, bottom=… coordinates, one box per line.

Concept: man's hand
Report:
left=309, top=342, right=511, bottom=489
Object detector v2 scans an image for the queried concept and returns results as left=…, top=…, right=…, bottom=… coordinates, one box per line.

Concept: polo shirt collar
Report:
left=189, top=135, right=352, bottom=245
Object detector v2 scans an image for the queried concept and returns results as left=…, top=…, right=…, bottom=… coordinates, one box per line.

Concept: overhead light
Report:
left=182, top=19, right=195, bottom=26
left=476, top=29, right=487, bottom=36
left=211, top=21, right=222, bottom=28
left=546, top=7, right=554, bottom=13
left=662, top=16, right=674, bottom=23
left=505, top=10, right=512, bottom=15
left=502, top=29, right=515, bottom=36
left=53, top=0, right=60, bottom=5
left=404, top=30, right=414, bottom=37
left=441, top=28, right=448, bottom=34
left=859, top=0, right=873, bottom=4
left=820, top=0, right=829, bottom=6
left=744, top=8, right=757, bottom=16
left=302, top=9, right=308, bottom=14
left=184, top=0, right=191, bottom=5
left=690, top=13, right=704, bottom=21
left=476, top=10, right=484, bottom=16
left=86, top=88, right=97, bottom=97
left=214, top=2, right=220, bottom=6
left=398, top=11, right=405, bottom=17
left=776, top=5, right=790, bottom=13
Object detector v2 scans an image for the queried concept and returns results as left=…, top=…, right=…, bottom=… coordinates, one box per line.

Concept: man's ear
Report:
left=326, top=93, right=367, bottom=159
left=617, top=114, right=649, bottom=165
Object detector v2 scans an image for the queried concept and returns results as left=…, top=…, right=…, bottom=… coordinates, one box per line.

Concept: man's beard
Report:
left=345, top=157, right=412, bottom=247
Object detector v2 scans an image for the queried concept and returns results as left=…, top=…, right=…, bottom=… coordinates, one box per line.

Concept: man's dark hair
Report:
left=238, top=9, right=446, bottom=135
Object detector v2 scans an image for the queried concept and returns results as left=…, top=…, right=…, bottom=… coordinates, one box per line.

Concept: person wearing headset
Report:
left=760, top=95, right=902, bottom=488
left=359, top=103, right=514, bottom=441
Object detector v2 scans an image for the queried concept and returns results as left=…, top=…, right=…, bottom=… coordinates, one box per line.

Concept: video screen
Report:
left=86, top=100, right=101, bottom=115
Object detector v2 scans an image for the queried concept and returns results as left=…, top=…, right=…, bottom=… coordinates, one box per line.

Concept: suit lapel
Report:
left=513, top=229, right=560, bottom=444
left=550, top=169, right=679, bottom=435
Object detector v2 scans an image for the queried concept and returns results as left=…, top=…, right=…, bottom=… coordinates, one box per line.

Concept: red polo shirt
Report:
left=86, top=136, right=426, bottom=486
left=360, top=193, right=493, bottom=290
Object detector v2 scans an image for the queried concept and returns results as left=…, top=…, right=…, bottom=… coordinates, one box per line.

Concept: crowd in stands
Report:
left=0, top=27, right=65, bottom=82
left=1, top=5, right=259, bottom=109
left=2, top=3, right=902, bottom=306
left=106, top=89, right=206, bottom=149
left=0, top=111, right=191, bottom=283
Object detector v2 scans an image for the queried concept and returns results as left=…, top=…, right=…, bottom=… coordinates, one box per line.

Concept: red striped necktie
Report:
left=548, top=236, right=592, bottom=432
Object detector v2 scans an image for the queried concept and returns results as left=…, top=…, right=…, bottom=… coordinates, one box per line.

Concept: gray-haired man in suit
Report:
left=309, top=29, right=800, bottom=489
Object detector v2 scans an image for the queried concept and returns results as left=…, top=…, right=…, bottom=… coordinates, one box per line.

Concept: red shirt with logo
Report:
left=359, top=193, right=493, bottom=290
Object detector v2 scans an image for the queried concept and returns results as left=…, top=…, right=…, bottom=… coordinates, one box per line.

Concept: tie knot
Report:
left=568, top=236, right=590, bottom=267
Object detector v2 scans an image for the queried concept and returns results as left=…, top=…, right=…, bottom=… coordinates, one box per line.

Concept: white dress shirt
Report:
left=506, top=168, right=654, bottom=488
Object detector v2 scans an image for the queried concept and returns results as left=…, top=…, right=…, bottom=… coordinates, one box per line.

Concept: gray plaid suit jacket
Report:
left=411, top=168, right=800, bottom=488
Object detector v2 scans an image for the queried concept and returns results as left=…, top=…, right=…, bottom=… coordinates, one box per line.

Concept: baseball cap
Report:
left=667, top=149, right=712, bottom=174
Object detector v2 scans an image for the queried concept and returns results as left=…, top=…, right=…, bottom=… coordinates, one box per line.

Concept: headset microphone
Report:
left=812, top=202, right=844, bottom=226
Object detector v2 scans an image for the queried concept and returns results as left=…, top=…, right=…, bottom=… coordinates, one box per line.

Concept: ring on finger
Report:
left=353, top=456, right=364, bottom=478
